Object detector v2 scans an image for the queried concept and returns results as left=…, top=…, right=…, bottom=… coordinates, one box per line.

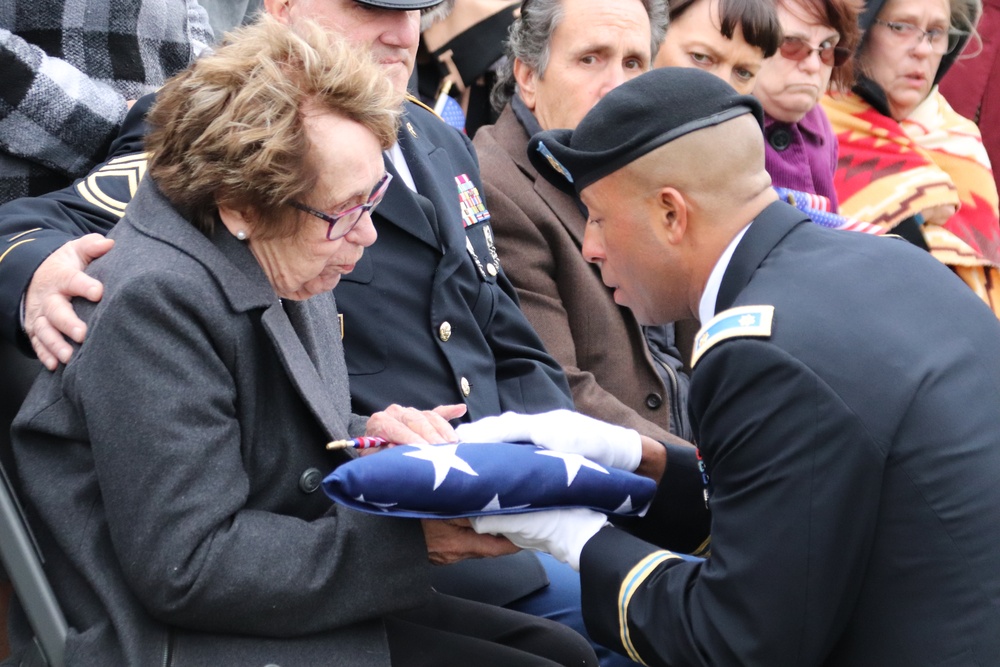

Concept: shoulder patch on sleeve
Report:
left=691, top=305, right=774, bottom=368
left=75, top=152, right=149, bottom=218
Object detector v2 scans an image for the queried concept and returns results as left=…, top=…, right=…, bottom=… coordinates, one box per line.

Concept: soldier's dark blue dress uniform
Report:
left=579, top=204, right=1000, bottom=666
left=337, top=100, right=572, bottom=420
left=0, top=95, right=153, bottom=349
left=0, top=92, right=575, bottom=615
left=523, top=67, right=1000, bottom=667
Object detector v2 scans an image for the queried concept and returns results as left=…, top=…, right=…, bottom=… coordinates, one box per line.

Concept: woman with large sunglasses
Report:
left=753, top=0, right=862, bottom=213
left=822, top=0, right=1000, bottom=317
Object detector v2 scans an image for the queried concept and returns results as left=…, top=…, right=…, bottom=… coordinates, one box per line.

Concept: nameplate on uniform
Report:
left=691, top=305, right=774, bottom=368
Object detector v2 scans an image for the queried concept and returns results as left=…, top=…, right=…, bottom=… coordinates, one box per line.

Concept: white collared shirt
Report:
left=698, top=223, right=752, bottom=324
left=385, top=143, right=417, bottom=193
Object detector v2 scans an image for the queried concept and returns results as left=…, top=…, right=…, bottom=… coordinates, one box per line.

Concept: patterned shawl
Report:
left=822, top=88, right=1000, bottom=315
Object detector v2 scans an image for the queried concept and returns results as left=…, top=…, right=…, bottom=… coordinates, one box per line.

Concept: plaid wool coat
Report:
left=0, top=0, right=213, bottom=204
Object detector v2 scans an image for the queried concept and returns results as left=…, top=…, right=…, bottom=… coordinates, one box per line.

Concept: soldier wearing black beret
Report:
left=472, top=67, right=1000, bottom=666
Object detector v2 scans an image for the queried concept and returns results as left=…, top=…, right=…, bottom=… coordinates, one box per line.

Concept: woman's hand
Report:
left=363, top=403, right=468, bottom=452
left=922, top=204, right=958, bottom=227
left=421, top=518, right=520, bottom=565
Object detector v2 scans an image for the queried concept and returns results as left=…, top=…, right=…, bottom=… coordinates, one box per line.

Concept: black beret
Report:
left=528, top=67, right=764, bottom=196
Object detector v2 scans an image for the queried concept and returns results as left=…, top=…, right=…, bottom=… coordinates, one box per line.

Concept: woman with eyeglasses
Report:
left=8, top=16, right=601, bottom=667
left=753, top=0, right=862, bottom=213
left=822, top=0, right=1000, bottom=316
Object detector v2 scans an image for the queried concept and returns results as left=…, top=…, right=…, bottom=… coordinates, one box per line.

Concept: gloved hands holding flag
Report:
left=470, top=508, right=609, bottom=571
left=456, top=411, right=659, bottom=569
left=455, top=409, right=642, bottom=472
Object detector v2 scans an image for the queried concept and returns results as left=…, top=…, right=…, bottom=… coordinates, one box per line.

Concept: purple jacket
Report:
left=764, top=105, right=840, bottom=210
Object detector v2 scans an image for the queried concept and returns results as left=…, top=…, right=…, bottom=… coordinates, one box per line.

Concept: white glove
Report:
left=471, top=509, right=609, bottom=571
left=455, top=409, right=642, bottom=471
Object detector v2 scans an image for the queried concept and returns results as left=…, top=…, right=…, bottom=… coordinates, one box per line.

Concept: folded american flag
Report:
left=775, top=187, right=885, bottom=235
left=322, top=442, right=656, bottom=518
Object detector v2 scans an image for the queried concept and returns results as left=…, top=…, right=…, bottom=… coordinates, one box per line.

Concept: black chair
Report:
left=0, top=343, right=65, bottom=667
left=0, top=460, right=67, bottom=667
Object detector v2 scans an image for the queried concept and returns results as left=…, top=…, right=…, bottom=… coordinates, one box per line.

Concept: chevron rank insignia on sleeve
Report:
left=691, top=305, right=774, bottom=368
left=75, top=153, right=149, bottom=218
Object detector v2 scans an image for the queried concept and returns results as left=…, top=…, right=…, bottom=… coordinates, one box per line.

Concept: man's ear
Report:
left=263, top=0, right=292, bottom=24
left=513, top=58, right=538, bottom=110
left=657, top=187, right=688, bottom=245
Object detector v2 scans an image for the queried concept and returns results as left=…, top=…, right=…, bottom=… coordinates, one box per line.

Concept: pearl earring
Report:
left=236, top=230, right=247, bottom=241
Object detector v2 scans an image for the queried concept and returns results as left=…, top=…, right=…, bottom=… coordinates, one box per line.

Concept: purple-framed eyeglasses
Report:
left=291, top=172, right=393, bottom=240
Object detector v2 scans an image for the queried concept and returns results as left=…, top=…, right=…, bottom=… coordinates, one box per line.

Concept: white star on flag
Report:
left=354, top=493, right=397, bottom=510
left=480, top=494, right=531, bottom=512
left=536, top=450, right=609, bottom=485
left=614, top=496, right=635, bottom=514
left=404, top=443, right=480, bottom=490
left=480, top=494, right=503, bottom=512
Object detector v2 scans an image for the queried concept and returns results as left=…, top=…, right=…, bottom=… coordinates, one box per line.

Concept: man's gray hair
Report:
left=420, top=0, right=456, bottom=32
left=491, top=0, right=668, bottom=113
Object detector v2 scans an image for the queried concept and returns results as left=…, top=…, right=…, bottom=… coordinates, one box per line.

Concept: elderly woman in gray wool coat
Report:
left=7, top=16, right=597, bottom=667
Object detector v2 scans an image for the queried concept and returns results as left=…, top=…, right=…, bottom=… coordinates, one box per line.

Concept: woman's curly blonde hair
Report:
left=147, top=15, right=402, bottom=238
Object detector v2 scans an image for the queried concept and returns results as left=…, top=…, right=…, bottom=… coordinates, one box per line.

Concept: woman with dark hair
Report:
left=754, top=0, right=863, bottom=212
left=654, top=0, right=782, bottom=93
left=822, top=0, right=1000, bottom=315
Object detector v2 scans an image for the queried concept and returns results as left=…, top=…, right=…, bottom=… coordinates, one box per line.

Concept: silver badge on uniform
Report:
left=482, top=225, right=501, bottom=269
left=466, top=236, right=487, bottom=279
